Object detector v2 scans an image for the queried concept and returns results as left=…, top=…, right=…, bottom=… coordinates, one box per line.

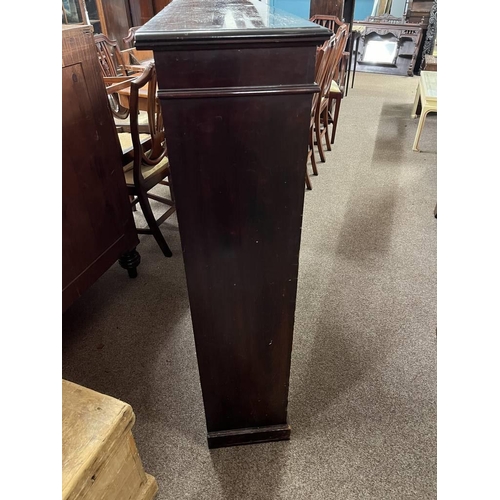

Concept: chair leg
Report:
left=315, top=110, right=326, bottom=163
left=309, top=127, right=318, bottom=176
left=129, top=195, right=137, bottom=211
left=345, top=36, right=353, bottom=97
left=310, top=143, right=318, bottom=177
left=330, top=95, right=342, bottom=145
left=352, top=37, right=360, bottom=89
left=137, top=189, right=173, bottom=257
left=323, top=106, right=331, bottom=151
left=305, top=170, right=312, bottom=190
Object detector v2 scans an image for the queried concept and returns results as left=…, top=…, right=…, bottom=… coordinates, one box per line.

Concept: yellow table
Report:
left=411, top=70, right=437, bottom=151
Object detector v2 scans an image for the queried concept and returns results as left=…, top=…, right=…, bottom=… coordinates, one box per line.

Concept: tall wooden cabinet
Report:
left=136, top=0, right=330, bottom=448
left=62, top=25, right=140, bottom=312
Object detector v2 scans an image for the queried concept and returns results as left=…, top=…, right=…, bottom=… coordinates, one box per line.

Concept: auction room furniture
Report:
left=121, top=64, right=176, bottom=257
left=62, top=379, right=158, bottom=500
left=313, top=25, right=348, bottom=161
left=310, top=15, right=349, bottom=93
left=123, top=26, right=155, bottom=65
left=63, top=25, right=140, bottom=313
left=306, top=40, right=332, bottom=189
left=327, top=23, right=349, bottom=146
left=353, top=14, right=424, bottom=76
left=135, top=0, right=330, bottom=448
left=411, top=70, right=437, bottom=151
left=95, top=33, right=144, bottom=118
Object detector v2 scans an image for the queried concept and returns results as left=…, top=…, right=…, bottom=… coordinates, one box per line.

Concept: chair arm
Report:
left=103, top=76, right=136, bottom=94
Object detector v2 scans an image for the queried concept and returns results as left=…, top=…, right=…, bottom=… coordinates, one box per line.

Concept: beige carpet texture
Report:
left=62, top=71, right=437, bottom=500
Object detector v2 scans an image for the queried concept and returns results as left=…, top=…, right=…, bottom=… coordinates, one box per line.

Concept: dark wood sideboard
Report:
left=135, top=0, right=330, bottom=448
left=62, top=25, right=140, bottom=313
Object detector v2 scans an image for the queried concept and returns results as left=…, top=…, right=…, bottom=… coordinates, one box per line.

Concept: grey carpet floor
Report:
left=62, top=72, right=437, bottom=500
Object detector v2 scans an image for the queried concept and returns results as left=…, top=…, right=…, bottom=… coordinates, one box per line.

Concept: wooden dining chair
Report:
left=95, top=34, right=146, bottom=120
left=305, top=40, right=333, bottom=189
left=119, top=63, right=176, bottom=257
left=122, top=26, right=154, bottom=66
left=327, top=23, right=350, bottom=146
left=310, top=15, right=350, bottom=93
left=313, top=26, right=347, bottom=163
left=123, top=26, right=140, bottom=48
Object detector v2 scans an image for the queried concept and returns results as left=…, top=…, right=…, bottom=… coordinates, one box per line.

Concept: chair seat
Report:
left=123, top=154, right=169, bottom=186
left=115, top=110, right=149, bottom=127
left=118, top=131, right=150, bottom=154
left=330, top=80, right=341, bottom=94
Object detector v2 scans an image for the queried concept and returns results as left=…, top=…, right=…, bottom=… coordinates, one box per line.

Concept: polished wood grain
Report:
left=136, top=0, right=330, bottom=448
left=62, top=25, right=140, bottom=312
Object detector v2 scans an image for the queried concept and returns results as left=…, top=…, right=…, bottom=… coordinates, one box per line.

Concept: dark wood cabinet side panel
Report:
left=62, top=64, right=127, bottom=286
left=162, top=93, right=311, bottom=431
left=140, top=0, right=329, bottom=446
left=62, top=26, right=139, bottom=312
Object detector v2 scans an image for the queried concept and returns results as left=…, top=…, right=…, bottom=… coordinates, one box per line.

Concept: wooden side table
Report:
left=411, top=70, right=437, bottom=151
left=136, top=0, right=330, bottom=448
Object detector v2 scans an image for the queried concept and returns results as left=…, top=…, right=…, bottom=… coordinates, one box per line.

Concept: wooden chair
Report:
left=94, top=33, right=136, bottom=77
left=95, top=33, right=145, bottom=120
left=123, top=26, right=140, bottom=48
left=310, top=15, right=349, bottom=93
left=120, top=63, right=176, bottom=257
left=305, top=40, right=333, bottom=189
left=327, top=23, right=350, bottom=146
left=122, top=26, right=154, bottom=66
left=313, top=26, right=347, bottom=163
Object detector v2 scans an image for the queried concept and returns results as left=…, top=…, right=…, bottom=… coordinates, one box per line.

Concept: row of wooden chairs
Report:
left=306, top=17, right=350, bottom=190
